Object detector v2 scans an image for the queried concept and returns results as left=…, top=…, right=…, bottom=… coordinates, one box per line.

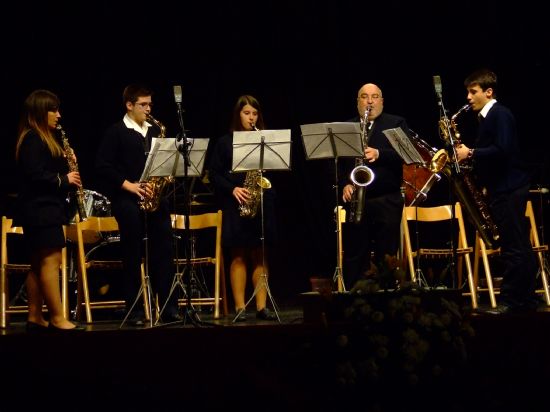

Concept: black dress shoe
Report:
left=234, top=308, right=247, bottom=322
left=48, top=323, right=86, bottom=331
left=256, top=307, right=277, bottom=321
left=484, top=304, right=513, bottom=315
left=26, top=321, right=49, bottom=332
left=128, top=315, right=145, bottom=327
left=162, top=310, right=184, bottom=323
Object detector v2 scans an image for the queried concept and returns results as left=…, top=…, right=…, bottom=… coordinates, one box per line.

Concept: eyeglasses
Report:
left=358, top=94, right=381, bottom=100
left=136, top=102, right=153, bottom=108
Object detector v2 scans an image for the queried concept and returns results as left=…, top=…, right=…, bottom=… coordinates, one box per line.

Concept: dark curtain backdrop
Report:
left=2, top=0, right=548, bottom=299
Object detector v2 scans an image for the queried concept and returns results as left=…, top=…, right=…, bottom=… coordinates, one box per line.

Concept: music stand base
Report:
left=120, top=276, right=154, bottom=329
left=333, top=266, right=346, bottom=292
left=232, top=274, right=281, bottom=323
left=157, top=272, right=205, bottom=327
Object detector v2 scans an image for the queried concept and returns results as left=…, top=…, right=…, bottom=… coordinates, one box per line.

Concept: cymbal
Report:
left=190, top=201, right=211, bottom=206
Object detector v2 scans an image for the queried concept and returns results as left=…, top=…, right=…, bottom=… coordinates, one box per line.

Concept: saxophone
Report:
left=433, top=105, right=500, bottom=249
left=239, top=124, right=272, bottom=218
left=347, top=107, right=375, bottom=224
left=139, top=115, right=174, bottom=212
left=58, top=124, right=87, bottom=221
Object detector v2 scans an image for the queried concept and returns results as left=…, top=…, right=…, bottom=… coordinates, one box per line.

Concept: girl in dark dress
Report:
left=209, top=95, right=277, bottom=321
left=15, top=89, right=82, bottom=330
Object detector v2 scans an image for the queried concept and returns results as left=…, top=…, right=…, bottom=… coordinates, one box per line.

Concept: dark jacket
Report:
left=14, top=130, right=72, bottom=227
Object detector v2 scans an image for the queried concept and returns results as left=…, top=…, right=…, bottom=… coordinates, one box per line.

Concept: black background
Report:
left=1, top=0, right=548, bottom=299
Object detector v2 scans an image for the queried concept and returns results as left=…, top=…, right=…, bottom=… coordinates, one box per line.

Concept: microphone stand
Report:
left=175, top=100, right=202, bottom=326
left=435, top=83, right=458, bottom=288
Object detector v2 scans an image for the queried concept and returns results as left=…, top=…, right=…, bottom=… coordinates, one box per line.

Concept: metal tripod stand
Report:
left=233, top=169, right=280, bottom=323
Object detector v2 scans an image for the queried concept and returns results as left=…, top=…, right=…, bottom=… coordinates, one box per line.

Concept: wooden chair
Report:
left=171, top=210, right=227, bottom=319
left=1, top=216, right=69, bottom=328
left=72, top=216, right=150, bottom=323
left=473, top=200, right=550, bottom=307
left=401, top=203, right=478, bottom=309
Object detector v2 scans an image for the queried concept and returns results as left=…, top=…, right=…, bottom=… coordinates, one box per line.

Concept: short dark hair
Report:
left=122, top=84, right=153, bottom=106
left=464, top=69, right=497, bottom=96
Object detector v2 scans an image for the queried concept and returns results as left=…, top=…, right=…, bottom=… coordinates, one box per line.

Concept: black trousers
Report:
left=111, top=195, right=176, bottom=312
left=343, top=191, right=404, bottom=287
left=490, top=184, right=538, bottom=307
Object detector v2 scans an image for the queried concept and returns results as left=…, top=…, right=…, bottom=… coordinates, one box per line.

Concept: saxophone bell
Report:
left=428, top=149, right=449, bottom=173
left=350, top=164, right=375, bottom=187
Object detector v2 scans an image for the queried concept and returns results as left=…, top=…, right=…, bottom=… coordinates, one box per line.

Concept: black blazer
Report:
left=338, top=112, right=408, bottom=198
left=14, top=130, right=71, bottom=227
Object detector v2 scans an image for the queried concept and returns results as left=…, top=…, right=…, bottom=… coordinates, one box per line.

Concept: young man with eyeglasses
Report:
left=95, top=84, right=182, bottom=325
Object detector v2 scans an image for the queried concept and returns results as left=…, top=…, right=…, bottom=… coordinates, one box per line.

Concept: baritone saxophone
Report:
left=347, top=106, right=375, bottom=224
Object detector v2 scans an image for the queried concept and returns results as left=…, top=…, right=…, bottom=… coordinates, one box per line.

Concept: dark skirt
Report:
left=222, top=195, right=277, bottom=249
left=23, top=224, right=66, bottom=254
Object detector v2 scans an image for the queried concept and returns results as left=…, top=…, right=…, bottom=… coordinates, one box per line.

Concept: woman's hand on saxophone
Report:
left=233, top=186, right=251, bottom=205
left=122, top=180, right=151, bottom=200
left=342, top=184, right=354, bottom=203
left=67, top=171, right=81, bottom=187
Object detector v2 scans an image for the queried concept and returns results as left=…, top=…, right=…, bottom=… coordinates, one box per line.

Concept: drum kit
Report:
left=401, top=133, right=442, bottom=206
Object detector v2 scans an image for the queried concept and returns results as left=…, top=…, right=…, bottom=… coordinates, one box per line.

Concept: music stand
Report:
left=154, top=138, right=210, bottom=325
left=300, top=122, right=363, bottom=292
left=231, top=129, right=291, bottom=323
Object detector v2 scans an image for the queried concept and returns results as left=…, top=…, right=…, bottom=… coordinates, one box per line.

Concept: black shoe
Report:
left=162, top=309, right=184, bottom=323
left=48, top=323, right=86, bottom=331
left=234, top=308, right=247, bottom=322
left=26, top=321, right=49, bottom=332
left=483, top=304, right=513, bottom=315
left=256, top=307, right=277, bottom=321
left=126, top=311, right=145, bottom=326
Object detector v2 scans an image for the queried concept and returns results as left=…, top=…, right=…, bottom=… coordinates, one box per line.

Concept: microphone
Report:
left=173, top=85, right=185, bottom=141
left=173, top=85, right=182, bottom=104
left=433, top=75, right=442, bottom=97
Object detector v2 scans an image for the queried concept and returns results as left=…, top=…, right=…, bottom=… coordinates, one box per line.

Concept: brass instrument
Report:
left=432, top=104, right=500, bottom=249
left=139, top=115, right=174, bottom=212
left=348, top=107, right=375, bottom=224
left=239, top=124, right=272, bottom=219
left=58, top=124, right=87, bottom=221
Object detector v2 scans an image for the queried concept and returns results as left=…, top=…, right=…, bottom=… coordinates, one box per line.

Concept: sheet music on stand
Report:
left=232, top=129, right=291, bottom=172
left=140, top=137, right=209, bottom=180
left=300, top=122, right=363, bottom=160
left=383, top=127, right=425, bottom=165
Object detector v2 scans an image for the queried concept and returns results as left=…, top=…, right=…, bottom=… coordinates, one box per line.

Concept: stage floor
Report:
left=2, top=291, right=550, bottom=412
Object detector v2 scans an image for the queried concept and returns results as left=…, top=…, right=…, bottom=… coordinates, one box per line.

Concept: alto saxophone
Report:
left=239, top=124, right=272, bottom=218
left=139, top=114, right=174, bottom=212
left=347, top=106, right=375, bottom=224
left=58, top=125, right=87, bottom=221
left=432, top=104, right=500, bottom=249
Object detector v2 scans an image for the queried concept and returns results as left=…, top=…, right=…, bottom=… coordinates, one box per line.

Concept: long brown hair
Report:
left=229, top=95, right=265, bottom=131
left=15, top=89, right=63, bottom=160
